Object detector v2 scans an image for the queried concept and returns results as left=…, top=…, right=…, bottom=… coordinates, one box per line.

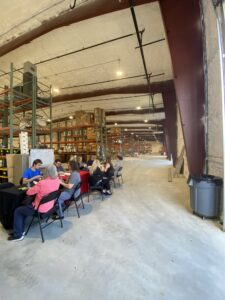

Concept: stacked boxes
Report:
left=19, top=132, right=29, bottom=154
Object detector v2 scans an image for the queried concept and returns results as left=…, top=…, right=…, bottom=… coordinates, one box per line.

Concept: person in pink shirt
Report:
left=8, top=165, right=60, bottom=241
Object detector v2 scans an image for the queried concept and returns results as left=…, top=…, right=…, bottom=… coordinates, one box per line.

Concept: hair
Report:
left=55, top=159, right=61, bottom=163
left=68, top=160, right=79, bottom=172
left=32, top=159, right=43, bottom=166
left=89, top=159, right=101, bottom=175
left=117, top=155, right=123, bottom=161
left=45, top=165, right=58, bottom=179
left=105, top=156, right=111, bottom=164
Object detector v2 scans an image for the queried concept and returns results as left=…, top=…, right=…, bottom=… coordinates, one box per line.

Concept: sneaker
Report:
left=52, top=215, right=64, bottom=220
left=105, top=190, right=112, bottom=195
left=8, top=231, right=25, bottom=237
left=8, top=235, right=24, bottom=241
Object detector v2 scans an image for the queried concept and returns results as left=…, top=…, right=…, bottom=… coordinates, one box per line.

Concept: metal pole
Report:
left=32, top=75, right=37, bottom=148
left=215, top=3, right=225, bottom=230
left=3, top=85, right=9, bottom=147
left=9, top=63, right=14, bottom=153
left=50, top=85, right=53, bottom=149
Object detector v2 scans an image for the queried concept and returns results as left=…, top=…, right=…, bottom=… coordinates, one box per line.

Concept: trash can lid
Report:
left=187, top=174, right=223, bottom=185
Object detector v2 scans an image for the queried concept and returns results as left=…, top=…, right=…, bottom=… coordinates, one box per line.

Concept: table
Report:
left=59, top=171, right=89, bottom=194
left=0, top=186, right=27, bottom=230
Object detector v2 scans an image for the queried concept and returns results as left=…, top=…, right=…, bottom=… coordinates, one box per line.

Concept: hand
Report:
left=34, top=175, right=42, bottom=180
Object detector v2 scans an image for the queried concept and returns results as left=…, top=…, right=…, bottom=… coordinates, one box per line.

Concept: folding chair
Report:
left=112, top=167, right=123, bottom=187
left=116, top=166, right=123, bottom=184
left=25, top=189, right=62, bottom=243
left=88, top=179, right=104, bottom=202
left=63, top=182, right=84, bottom=218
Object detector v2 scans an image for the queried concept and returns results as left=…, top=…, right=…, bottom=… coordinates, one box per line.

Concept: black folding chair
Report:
left=63, top=182, right=84, bottom=218
left=25, top=189, right=62, bottom=243
left=112, top=167, right=123, bottom=187
left=88, top=179, right=104, bottom=201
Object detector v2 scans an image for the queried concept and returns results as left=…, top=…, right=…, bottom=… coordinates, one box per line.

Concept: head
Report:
left=105, top=156, right=112, bottom=164
left=68, top=160, right=79, bottom=172
left=45, top=165, right=58, bottom=179
left=32, top=159, right=42, bottom=170
left=90, top=159, right=101, bottom=174
left=117, top=155, right=123, bottom=161
left=55, top=159, right=62, bottom=168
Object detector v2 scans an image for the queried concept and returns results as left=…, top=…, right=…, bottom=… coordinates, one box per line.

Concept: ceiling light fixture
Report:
left=115, top=122, right=118, bottom=126
left=47, top=119, right=51, bottom=122
left=69, top=116, right=73, bottom=119
left=136, top=106, right=142, bottom=110
left=131, top=132, right=134, bottom=135
left=116, top=59, right=123, bottom=76
left=124, top=128, right=128, bottom=131
left=144, top=119, right=148, bottom=123
left=53, top=88, right=60, bottom=93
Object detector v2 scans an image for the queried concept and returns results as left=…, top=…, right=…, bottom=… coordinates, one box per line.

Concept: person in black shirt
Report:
left=89, top=159, right=112, bottom=195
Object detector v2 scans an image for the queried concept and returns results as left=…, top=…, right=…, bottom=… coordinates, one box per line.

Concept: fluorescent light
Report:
left=69, top=116, right=73, bottom=119
left=136, top=106, right=141, bottom=110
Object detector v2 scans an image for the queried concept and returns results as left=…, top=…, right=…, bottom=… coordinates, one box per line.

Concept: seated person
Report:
left=87, top=155, right=95, bottom=167
left=54, top=159, right=65, bottom=174
left=114, top=155, right=123, bottom=176
left=22, top=159, right=43, bottom=186
left=8, top=165, right=60, bottom=241
left=104, top=157, right=115, bottom=180
left=56, top=160, right=81, bottom=219
left=89, top=159, right=112, bottom=195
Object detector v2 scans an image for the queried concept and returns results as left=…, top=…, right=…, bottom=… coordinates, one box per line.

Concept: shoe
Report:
left=8, top=231, right=25, bottom=237
left=8, top=235, right=24, bottom=241
left=52, top=215, right=64, bottom=220
left=104, top=190, right=112, bottom=195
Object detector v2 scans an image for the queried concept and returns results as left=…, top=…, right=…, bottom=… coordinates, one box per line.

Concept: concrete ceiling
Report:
left=0, top=0, right=173, bottom=140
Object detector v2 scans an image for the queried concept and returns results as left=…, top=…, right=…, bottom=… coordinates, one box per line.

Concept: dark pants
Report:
left=13, top=204, right=35, bottom=238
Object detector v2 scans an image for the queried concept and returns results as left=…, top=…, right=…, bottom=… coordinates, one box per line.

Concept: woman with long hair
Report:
left=89, top=159, right=112, bottom=195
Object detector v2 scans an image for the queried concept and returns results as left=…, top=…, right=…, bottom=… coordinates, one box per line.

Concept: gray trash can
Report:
left=187, top=175, right=223, bottom=218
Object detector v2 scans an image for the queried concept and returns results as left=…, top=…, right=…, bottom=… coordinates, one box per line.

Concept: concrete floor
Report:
left=1, top=156, right=225, bottom=300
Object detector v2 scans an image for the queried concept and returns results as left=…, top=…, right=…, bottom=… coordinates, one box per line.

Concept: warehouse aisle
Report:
left=0, top=157, right=225, bottom=300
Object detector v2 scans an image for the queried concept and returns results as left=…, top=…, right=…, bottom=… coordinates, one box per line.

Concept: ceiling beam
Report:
left=107, top=120, right=164, bottom=125
left=105, top=107, right=164, bottom=116
left=0, top=0, right=154, bottom=57
left=53, top=80, right=174, bottom=103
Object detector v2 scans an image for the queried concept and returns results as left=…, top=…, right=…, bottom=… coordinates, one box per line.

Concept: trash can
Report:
left=187, top=175, right=223, bottom=218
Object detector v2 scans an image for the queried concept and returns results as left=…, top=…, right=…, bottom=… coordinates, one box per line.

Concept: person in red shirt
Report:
left=8, top=165, right=60, bottom=241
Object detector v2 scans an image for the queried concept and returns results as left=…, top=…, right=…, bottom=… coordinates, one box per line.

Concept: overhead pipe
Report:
left=129, top=0, right=154, bottom=109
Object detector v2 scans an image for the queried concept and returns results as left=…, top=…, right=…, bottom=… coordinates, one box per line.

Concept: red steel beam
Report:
left=0, top=0, right=154, bottom=57
left=159, top=0, right=205, bottom=175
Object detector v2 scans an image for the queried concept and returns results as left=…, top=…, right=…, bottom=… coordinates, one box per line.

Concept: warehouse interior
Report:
left=0, top=0, right=225, bottom=299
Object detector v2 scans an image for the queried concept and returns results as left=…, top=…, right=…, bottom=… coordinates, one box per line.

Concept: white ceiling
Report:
left=0, top=1, right=173, bottom=136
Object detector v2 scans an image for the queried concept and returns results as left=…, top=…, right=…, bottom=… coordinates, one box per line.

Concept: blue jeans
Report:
left=57, top=191, right=71, bottom=218
left=13, top=204, right=35, bottom=238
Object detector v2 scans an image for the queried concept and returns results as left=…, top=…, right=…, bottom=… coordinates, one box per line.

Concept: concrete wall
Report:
left=203, top=0, right=224, bottom=177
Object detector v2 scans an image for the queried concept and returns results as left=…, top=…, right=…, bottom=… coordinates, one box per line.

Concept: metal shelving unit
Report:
left=0, top=62, right=52, bottom=151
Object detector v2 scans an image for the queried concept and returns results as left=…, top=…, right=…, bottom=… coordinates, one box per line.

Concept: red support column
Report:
left=160, top=0, right=205, bottom=175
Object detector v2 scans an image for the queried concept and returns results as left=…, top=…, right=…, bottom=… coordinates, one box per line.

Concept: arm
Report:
left=23, top=175, right=42, bottom=185
left=60, top=181, right=73, bottom=189
left=26, top=182, right=41, bottom=196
